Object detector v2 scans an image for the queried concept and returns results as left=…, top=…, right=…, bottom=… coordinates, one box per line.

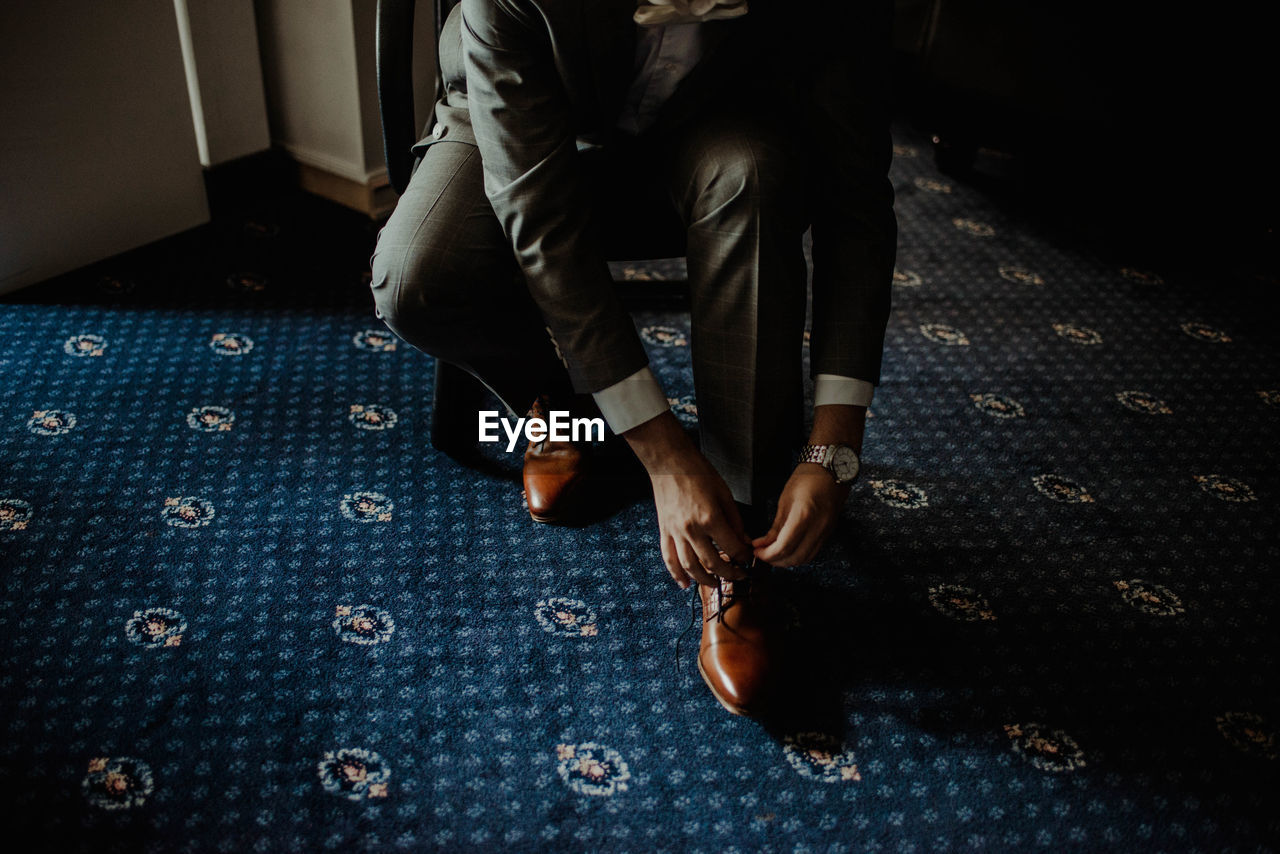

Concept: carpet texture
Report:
left=2, top=128, right=1278, bottom=852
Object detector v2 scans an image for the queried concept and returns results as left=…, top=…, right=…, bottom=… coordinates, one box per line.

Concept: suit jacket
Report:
left=417, top=0, right=896, bottom=396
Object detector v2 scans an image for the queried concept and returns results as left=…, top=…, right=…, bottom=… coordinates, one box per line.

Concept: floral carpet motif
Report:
left=1, top=128, right=1276, bottom=851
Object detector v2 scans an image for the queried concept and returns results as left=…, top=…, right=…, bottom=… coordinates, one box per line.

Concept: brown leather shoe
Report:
left=522, top=396, right=588, bottom=524
left=697, top=578, right=778, bottom=716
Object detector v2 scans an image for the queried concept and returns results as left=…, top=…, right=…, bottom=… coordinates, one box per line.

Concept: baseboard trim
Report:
left=295, top=161, right=395, bottom=219
left=203, top=146, right=395, bottom=220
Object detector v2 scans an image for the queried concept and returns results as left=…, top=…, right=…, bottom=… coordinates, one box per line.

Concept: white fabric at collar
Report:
left=634, top=0, right=748, bottom=26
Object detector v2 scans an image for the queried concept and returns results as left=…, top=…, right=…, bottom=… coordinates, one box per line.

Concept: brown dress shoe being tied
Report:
left=522, top=395, right=589, bottom=524
left=697, top=578, right=778, bottom=716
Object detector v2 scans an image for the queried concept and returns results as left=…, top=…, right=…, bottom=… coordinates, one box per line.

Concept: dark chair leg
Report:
left=431, top=359, right=487, bottom=457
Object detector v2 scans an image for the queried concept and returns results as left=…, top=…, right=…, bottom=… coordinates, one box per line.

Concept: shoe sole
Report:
left=525, top=488, right=585, bottom=525
left=696, top=656, right=753, bottom=717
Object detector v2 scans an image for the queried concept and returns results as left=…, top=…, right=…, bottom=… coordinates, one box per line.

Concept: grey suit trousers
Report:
left=370, top=110, right=809, bottom=505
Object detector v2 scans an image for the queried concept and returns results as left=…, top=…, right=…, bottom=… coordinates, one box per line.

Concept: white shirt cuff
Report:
left=814, top=374, right=875, bottom=407
left=592, top=367, right=669, bottom=434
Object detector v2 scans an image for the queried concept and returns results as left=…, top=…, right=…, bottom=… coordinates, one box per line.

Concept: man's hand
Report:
left=624, top=412, right=753, bottom=588
left=752, top=464, right=849, bottom=566
left=753, top=402, right=866, bottom=567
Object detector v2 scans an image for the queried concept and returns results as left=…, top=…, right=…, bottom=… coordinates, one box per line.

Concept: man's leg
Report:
left=371, top=140, right=608, bottom=524
left=638, top=113, right=809, bottom=718
left=663, top=112, right=811, bottom=511
left=370, top=140, right=574, bottom=416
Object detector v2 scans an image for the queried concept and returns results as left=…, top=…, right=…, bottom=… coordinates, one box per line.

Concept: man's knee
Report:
left=368, top=143, right=495, bottom=331
left=368, top=234, right=460, bottom=332
left=368, top=240, right=413, bottom=328
left=684, top=133, right=799, bottom=225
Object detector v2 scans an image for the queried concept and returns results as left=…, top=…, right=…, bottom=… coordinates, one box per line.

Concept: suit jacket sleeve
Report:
left=459, top=0, right=649, bottom=395
left=796, top=0, right=897, bottom=386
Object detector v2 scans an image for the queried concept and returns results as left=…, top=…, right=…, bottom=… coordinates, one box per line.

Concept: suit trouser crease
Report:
left=668, top=117, right=808, bottom=504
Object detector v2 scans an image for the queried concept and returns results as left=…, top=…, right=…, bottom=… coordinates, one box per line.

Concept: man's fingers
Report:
left=686, top=563, right=720, bottom=587
left=691, top=534, right=740, bottom=581
left=751, top=523, right=780, bottom=549
left=757, top=531, right=805, bottom=566
left=710, top=553, right=747, bottom=580
left=787, top=529, right=825, bottom=567
left=702, top=500, right=749, bottom=576
left=707, top=520, right=751, bottom=571
left=751, top=501, right=788, bottom=549
left=755, top=508, right=806, bottom=564
left=676, top=538, right=718, bottom=587
left=711, top=496, right=752, bottom=562
left=660, top=535, right=692, bottom=588
left=754, top=541, right=789, bottom=565
left=808, top=517, right=841, bottom=564
left=674, top=538, right=698, bottom=574
left=796, top=514, right=840, bottom=566
left=757, top=543, right=792, bottom=566
left=773, top=511, right=838, bottom=567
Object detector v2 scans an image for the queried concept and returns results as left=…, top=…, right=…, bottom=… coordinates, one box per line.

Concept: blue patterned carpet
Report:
left=2, top=129, right=1278, bottom=852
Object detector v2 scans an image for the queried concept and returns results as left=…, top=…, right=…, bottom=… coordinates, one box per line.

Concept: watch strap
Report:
left=799, top=443, right=860, bottom=485
left=798, top=444, right=831, bottom=466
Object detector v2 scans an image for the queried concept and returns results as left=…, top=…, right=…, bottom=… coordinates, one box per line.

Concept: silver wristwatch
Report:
left=798, top=443, right=860, bottom=485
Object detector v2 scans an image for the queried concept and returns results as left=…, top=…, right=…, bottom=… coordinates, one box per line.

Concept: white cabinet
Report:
left=0, top=0, right=212, bottom=294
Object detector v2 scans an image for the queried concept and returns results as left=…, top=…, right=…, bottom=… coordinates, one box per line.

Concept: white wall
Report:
left=0, top=0, right=210, bottom=295
left=256, top=0, right=370, bottom=182
left=178, top=0, right=273, bottom=166
left=254, top=0, right=438, bottom=185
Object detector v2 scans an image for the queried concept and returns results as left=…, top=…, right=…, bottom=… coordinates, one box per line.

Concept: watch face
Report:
left=830, top=446, right=860, bottom=484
